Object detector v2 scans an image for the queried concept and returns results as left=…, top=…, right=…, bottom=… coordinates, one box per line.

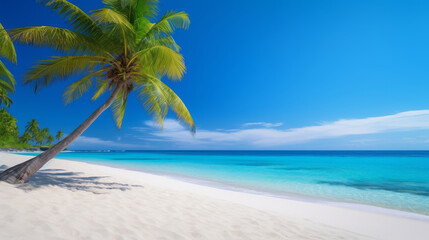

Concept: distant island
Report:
left=0, top=147, right=69, bottom=152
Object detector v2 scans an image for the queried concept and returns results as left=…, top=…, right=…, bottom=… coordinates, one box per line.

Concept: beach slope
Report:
left=0, top=152, right=427, bottom=240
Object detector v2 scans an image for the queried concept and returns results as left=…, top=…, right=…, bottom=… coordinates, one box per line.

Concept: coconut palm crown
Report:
left=11, top=0, right=194, bottom=130
left=0, top=0, right=194, bottom=184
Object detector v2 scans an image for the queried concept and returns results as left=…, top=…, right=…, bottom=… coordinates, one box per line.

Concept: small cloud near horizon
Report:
left=242, top=122, right=283, bottom=128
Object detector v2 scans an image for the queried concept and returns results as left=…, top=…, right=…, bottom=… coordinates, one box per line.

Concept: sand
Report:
left=0, top=152, right=428, bottom=240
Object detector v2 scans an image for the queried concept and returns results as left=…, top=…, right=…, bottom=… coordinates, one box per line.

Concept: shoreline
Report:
left=2, top=152, right=429, bottom=239
left=25, top=153, right=429, bottom=221
left=158, top=173, right=429, bottom=222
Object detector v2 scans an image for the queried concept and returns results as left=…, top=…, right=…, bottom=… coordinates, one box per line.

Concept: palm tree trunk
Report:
left=0, top=86, right=122, bottom=184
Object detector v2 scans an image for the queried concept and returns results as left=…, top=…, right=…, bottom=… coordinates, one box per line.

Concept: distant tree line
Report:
left=0, top=108, right=64, bottom=148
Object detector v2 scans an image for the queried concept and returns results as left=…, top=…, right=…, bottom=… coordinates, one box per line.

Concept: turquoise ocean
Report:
left=19, top=151, right=429, bottom=216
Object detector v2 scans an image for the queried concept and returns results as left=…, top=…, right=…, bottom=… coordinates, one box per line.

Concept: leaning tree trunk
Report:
left=0, top=86, right=121, bottom=184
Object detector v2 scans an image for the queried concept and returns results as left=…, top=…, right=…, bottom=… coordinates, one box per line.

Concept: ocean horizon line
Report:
left=68, top=149, right=429, bottom=152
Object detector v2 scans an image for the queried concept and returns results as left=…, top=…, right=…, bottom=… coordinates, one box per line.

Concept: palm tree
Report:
left=19, top=132, right=32, bottom=144
left=0, top=22, right=17, bottom=107
left=37, top=128, right=50, bottom=145
left=55, top=130, right=64, bottom=141
left=46, top=135, right=54, bottom=145
left=0, top=0, right=194, bottom=184
left=24, top=119, right=41, bottom=144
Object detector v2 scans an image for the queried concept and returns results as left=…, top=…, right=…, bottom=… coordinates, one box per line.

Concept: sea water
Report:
left=18, top=151, right=429, bottom=216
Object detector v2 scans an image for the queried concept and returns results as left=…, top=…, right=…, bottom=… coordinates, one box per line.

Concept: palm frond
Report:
left=136, top=0, right=159, bottom=19
left=136, top=75, right=194, bottom=132
left=63, top=71, right=104, bottom=104
left=0, top=59, right=15, bottom=89
left=91, top=8, right=134, bottom=31
left=135, top=19, right=153, bottom=44
left=133, top=0, right=159, bottom=42
left=40, top=0, right=101, bottom=36
left=111, top=88, right=128, bottom=129
left=92, top=78, right=110, bottom=101
left=156, top=10, right=190, bottom=31
left=91, top=8, right=136, bottom=52
left=135, top=45, right=185, bottom=80
left=103, top=0, right=159, bottom=24
left=0, top=23, right=17, bottom=63
left=0, top=88, right=12, bottom=108
left=155, top=36, right=180, bottom=51
left=0, top=79, right=14, bottom=93
left=10, top=26, right=104, bottom=54
left=25, top=55, right=105, bottom=92
left=142, top=11, right=189, bottom=39
left=138, top=34, right=180, bottom=52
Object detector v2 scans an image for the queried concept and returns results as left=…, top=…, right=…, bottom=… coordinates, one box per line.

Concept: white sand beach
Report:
left=0, top=152, right=428, bottom=240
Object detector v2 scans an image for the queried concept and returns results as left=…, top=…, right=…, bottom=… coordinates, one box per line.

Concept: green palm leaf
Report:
left=40, top=0, right=101, bottom=36
left=155, top=36, right=180, bottom=51
left=135, top=45, right=185, bottom=80
left=63, top=71, right=102, bottom=104
left=10, top=26, right=103, bottom=54
left=92, top=78, right=110, bottom=101
left=103, top=0, right=159, bottom=24
left=0, top=22, right=17, bottom=107
left=138, top=34, right=180, bottom=52
left=135, top=0, right=159, bottom=19
left=91, top=8, right=134, bottom=31
left=0, top=59, right=15, bottom=88
left=25, top=55, right=105, bottom=91
left=91, top=8, right=135, bottom=52
left=0, top=88, right=12, bottom=108
left=0, top=23, right=17, bottom=63
left=141, top=11, right=189, bottom=39
left=0, top=79, right=14, bottom=93
left=111, top=88, right=128, bottom=128
left=136, top=75, right=194, bottom=132
left=134, top=0, right=159, bottom=42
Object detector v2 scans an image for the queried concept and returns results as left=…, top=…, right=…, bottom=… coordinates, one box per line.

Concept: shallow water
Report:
left=19, top=150, right=429, bottom=215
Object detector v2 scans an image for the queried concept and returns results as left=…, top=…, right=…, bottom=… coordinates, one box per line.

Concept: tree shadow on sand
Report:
left=0, top=165, right=143, bottom=194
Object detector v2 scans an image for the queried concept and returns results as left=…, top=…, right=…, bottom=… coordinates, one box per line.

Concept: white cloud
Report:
left=137, top=110, right=429, bottom=147
left=243, top=122, right=283, bottom=128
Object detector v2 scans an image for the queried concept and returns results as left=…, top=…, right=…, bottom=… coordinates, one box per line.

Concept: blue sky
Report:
left=2, top=0, right=429, bottom=150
